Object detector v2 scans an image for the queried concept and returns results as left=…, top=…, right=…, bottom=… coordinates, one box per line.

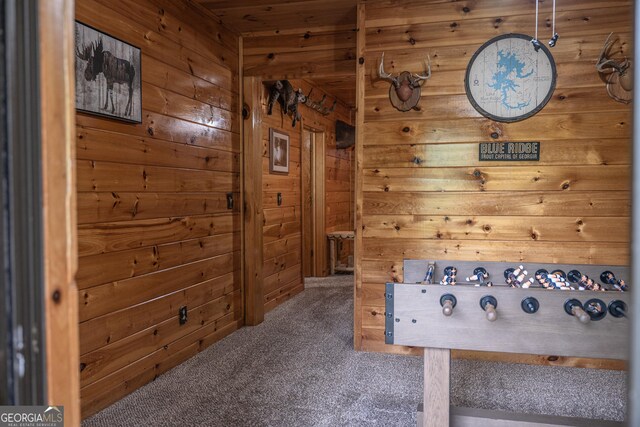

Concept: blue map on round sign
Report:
left=465, top=34, right=556, bottom=122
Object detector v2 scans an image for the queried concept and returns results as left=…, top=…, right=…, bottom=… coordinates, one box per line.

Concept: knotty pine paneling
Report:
left=363, top=166, right=629, bottom=192
left=364, top=0, right=630, bottom=28
left=76, top=233, right=239, bottom=290
left=297, top=80, right=354, bottom=268
left=355, top=0, right=633, bottom=367
left=366, top=7, right=630, bottom=51
left=201, top=0, right=357, bottom=35
left=76, top=0, right=240, bottom=418
left=243, top=28, right=357, bottom=107
left=261, top=90, right=304, bottom=309
left=80, top=289, right=241, bottom=386
left=261, top=79, right=353, bottom=308
left=299, top=80, right=354, bottom=268
left=77, top=112, right=241, bottom=153
left=81, top=314, right=241, bottom=416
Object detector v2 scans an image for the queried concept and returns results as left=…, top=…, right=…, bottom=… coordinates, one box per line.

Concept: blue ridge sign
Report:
left=479, top=142, right=540, bottom=161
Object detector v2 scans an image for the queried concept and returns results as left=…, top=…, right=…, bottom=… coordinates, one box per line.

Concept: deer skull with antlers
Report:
left=596, top=33, right=632, bottom=104
left=379, top=52, right=431, bottom=112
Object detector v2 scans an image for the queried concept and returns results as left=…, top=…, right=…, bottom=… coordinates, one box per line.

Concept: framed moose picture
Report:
left=74, top=21, right=142, bottom=123
left=269, top=128, right=290, bottom=175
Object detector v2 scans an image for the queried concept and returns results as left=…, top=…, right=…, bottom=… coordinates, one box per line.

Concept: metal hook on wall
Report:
left=548, top=0, right=559, bottom=47
left=531, top=0, right=541, bottom=51
left=531, top=0, right=559, bottom=51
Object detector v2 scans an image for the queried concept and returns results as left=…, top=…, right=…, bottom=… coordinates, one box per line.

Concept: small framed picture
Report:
left=75, top=21, right=142, bottom=123
left=269, top=128, right=290, bottom=174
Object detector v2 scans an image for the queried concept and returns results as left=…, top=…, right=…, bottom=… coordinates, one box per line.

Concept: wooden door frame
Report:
left=354, top=1, right=365, bottom=349
left=313, top=130, right=326, bottom=277
left=242, top=77, right=328, bottom=327
left=242, top=75, right=264, bottom=326
left=39, top=0, right=80, bottom=423
left=301, top=126, right=326, bottom=278
left=301, top=128, right=314, bottom=277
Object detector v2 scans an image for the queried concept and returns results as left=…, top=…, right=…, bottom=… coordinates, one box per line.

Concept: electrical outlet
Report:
left=179, top=306, right=188, bottom=325
left=277, top=192, right=282, bottom=206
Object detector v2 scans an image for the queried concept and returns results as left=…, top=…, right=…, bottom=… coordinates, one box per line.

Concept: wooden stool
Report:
left=326, top=231, right=354, bottom=275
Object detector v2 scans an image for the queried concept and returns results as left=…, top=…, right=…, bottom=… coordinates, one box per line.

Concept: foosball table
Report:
left=385, top=260, right=629, bottom=427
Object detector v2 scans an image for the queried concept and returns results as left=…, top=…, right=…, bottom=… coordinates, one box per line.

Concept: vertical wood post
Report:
left=329, top=238, right=336, bottom=275
left=243, top=76, right=264, bottom=325
left=631, top=1, right=640, bottom=422
left=238, top=36, right=245, bottom=323
left=314, top=131, right=326, bottom=277
left=353, top=1, right=366, bottom=349
left=39, top=0, right=80, bottom=424
left=301, top=128, right=313, bottom=277
left=423, top=348, right=450, bottom=427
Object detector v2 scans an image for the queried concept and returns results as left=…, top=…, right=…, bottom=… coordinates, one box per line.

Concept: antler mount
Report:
left=378, top=52, right=432, bottom=112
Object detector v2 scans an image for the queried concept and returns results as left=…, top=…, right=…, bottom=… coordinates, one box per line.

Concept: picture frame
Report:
left=269, top=128, right=290, bottom=175
left=74, top=21, right=142, bottom=123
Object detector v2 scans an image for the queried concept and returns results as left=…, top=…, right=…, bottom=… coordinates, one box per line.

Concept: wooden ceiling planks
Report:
left=200, top=0, right=358, bottom=107
left=197, top=0, right=357, bottom=34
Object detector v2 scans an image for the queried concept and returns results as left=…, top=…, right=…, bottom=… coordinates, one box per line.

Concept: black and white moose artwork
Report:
left=75, top=22, right=141, bottom=123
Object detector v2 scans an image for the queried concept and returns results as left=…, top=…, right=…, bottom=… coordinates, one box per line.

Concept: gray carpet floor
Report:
left=83, top=275, right=626, bottom=426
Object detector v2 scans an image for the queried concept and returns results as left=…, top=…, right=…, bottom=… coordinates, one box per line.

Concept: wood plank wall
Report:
left=243, top=27, right=357, bottom=283
left=243, top=28, right=357, bottom=108
left=356, top=0, right=633, bottom=365
left=262, top=79, right=353, bottom=311
left=307, top=80, right=354, bottom=266
left=75, top=0, right=242, bottom=417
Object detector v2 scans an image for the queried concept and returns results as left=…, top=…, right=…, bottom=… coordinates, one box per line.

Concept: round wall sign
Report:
left=465, top=33, right=556, bottom=122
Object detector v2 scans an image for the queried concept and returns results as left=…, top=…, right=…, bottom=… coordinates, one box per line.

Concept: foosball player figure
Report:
left=465, top=271, right=489, bottom=282
left=465, top=268, right=492, bottom=287
left=539, top=272, right=577, bottom=290
left=536, top=275, right=551, bottom=288
left=536, top=274, right=556, bottom=289
left=422, top=263, right=435, bottom=285
left=546, top=273, right=567, bottom=289
left=505, top=266, right=527, bottom=287
left=576, top=275, right=594, bottom=291
left=504, top=266, right=520, bottom=282
left=602, top=271, right=617, bottom=286
left=440, top=267, right=457, bottom=286
left=614, top=280, right=627, bottom=292
left=521, top=277, right=535, bottom=288
left=467, top=276, right=493, bottom=287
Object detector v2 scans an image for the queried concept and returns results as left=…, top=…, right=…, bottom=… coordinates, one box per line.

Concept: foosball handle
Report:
left=608, top=300, right=627, bottom=318
left=442, top=300, right=454, bottom=316
left=440, top=294, right=457, bottom=317
left=564, top=299, right=589, bottom=324
left=572, top=306, right=590, bottom=324
left=485, top=303, right=497, bottom=322
left=480, top=295, right=498, bottom=322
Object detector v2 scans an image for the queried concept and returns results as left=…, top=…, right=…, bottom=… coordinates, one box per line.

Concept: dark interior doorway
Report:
left=0, top=0, right=46, bottom=405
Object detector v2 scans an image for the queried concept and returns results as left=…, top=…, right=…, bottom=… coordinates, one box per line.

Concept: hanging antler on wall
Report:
left=596, top=33, right=632, bottom=104
left=304, top=89, right=337, bottom=116
left=379, top=52, right=431, bottom=112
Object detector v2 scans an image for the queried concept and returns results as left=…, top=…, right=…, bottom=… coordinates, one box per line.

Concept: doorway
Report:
left=301, top=127, right=326, bottom=278
left=1, top=0, right=47, bottom=405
